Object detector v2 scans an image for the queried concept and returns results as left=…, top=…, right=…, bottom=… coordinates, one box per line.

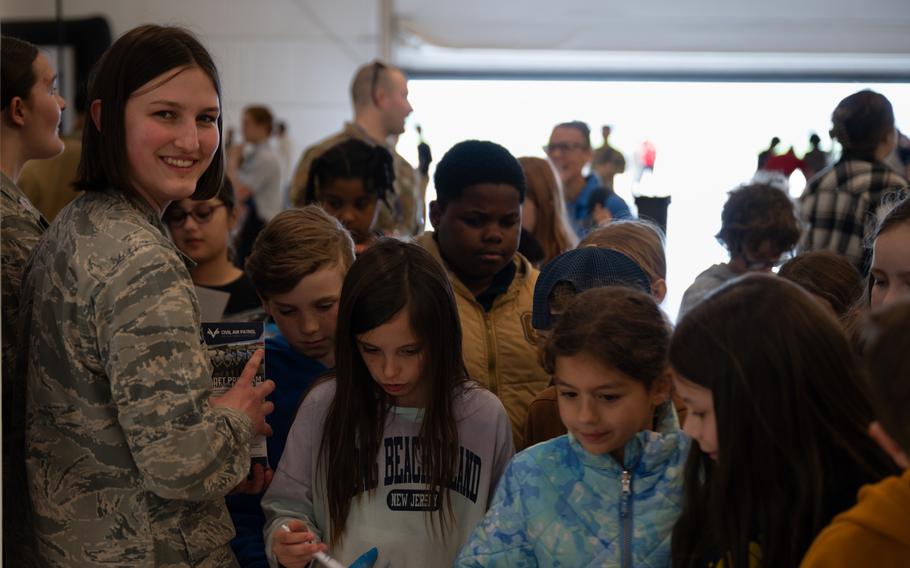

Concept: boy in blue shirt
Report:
left=227, top=206, right=355, bottom=567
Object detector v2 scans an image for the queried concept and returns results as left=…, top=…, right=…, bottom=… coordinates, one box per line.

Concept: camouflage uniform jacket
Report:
left=1, top=171, right=47, bottom=383
left=21, top=188, right=253, bottom=567
left=288, top=122, right=423, bottom=235
left=1, top=171, right=48, bottom=567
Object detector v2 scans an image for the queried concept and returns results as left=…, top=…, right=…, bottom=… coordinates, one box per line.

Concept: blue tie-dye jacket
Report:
left=456, top=404, right=689, bottom=567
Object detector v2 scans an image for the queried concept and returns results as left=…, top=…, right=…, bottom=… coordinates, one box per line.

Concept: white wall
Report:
left=398, top=79, right=910, bottom=319
left=0, top=0, right=382, bottom=161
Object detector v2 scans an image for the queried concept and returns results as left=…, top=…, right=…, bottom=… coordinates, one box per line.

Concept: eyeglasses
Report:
left=164, top=203, right=226, bottom=228
left=543, top=142, right=588, bottom=155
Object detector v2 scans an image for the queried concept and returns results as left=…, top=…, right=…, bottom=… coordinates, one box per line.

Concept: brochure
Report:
left=201, top=321, right=267, bottom=466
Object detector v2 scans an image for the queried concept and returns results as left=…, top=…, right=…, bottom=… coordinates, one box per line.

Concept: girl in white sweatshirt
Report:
left=262, top=239, right=514, bottom=568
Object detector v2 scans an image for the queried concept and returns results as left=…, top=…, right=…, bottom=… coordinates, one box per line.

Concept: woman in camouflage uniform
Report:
left=1, top=34, right=66, bottom=567
left=20, top=26, right=274, bottom=567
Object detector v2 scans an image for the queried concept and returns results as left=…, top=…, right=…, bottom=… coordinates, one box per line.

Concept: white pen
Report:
left=280, top=523, right=346, bottom=568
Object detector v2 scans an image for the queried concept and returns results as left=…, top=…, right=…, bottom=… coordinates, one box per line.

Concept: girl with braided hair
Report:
left=305, top=139, right=395, bottom=254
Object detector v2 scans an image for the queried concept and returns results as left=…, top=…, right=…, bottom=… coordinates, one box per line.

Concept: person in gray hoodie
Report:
left=262, top=239, right=514, bottom=568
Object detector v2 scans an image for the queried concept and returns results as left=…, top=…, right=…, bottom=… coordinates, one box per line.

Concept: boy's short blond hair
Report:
left=245, top=205, right=355, bottom=299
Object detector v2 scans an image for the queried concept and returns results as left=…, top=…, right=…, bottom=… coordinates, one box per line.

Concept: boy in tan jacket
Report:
left=415, top=140, right=547, bottom=449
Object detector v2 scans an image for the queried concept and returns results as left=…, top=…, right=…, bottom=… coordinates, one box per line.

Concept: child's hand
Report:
left=273, top=520, right=328, bottom=568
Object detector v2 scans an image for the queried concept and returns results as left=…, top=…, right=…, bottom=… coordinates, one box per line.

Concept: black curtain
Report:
left=3, top=16, right=112, bottom=112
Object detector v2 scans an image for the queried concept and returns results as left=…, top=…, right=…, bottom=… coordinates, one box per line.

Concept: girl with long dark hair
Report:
left=263, top=239, right=513, bottom=567
left=670, top=274, right=897, bottom=568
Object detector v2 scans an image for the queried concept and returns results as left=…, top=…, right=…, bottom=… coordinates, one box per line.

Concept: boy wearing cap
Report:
left=522, top=247, right=653, bottom=449
left=415, top=139, right=547, bottom=449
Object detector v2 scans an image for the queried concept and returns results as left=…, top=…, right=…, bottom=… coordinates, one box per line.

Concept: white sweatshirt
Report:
left=262, top=380, right=514, bottom=567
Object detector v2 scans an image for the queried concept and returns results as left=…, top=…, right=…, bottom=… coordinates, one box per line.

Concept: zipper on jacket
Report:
left=620, top=469, right=633, bottom=568
left=483, top=312, right=498, bottom=395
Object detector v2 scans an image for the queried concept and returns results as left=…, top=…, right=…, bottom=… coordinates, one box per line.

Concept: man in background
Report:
left=289, top=60, right=422, bottom=235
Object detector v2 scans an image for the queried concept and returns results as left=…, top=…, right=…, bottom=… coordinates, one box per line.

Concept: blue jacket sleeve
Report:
left=455, top=457, right=539, bottom=567
left=606, top=194, right=633, bottom=220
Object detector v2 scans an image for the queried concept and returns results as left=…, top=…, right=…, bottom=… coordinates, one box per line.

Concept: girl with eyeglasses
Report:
left=165, top=177, right=261, bottom=318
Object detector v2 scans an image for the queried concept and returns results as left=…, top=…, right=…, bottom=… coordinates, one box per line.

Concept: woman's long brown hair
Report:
left=518, top=156, right=577, bottom=264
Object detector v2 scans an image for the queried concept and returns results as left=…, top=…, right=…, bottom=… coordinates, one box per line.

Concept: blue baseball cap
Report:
left=532, top=247, right=652, bottom=330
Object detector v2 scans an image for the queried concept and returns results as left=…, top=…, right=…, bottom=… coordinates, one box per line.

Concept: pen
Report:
left=280, top=523, right=346, bottom=568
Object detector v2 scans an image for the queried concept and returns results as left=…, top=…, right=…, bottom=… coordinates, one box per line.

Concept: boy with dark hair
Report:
left=801, top=301, right=910, bottom=567
left=678, top=183, right=801, bottom=318
left=415, top=139, right=546, bottom=449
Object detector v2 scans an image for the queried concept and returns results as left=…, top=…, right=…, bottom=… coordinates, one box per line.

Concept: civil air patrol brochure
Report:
left=201, top=321, right=267, bottom=466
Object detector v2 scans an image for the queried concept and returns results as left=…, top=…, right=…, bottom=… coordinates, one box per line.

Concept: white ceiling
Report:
left=393, top=0, right=910, bottom=76
left=395, top=0, right=910, bottom=53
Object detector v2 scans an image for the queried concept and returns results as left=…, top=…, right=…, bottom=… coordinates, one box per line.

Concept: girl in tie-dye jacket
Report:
left=457, top=287, right=690, bottom=568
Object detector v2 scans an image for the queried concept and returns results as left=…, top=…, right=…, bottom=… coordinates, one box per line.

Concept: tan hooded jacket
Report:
left=415, top=233, right=549, bottom=449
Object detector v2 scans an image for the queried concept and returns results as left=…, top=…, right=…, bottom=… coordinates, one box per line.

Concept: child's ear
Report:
left=259, top=295, right=272, bottom=318
left=428, top=200, right=442, bottom=230
left=649, top=370, right=673, bottom=407
left=90, top=99, right=103, bottom=132
left=651, top=278, right=667, bottom=303
left=227, top=208, right=239, bottom=231
left=868, top=421, right=910, bottom=469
